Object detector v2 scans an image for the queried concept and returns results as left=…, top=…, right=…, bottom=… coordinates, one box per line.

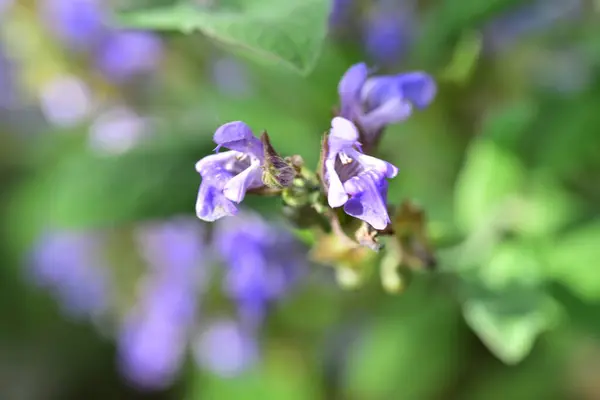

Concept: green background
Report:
left=1, top=0, right=600, bottom=398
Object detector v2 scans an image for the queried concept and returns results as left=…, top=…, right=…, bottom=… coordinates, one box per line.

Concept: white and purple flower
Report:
left=338, top=62, right=436, bottom=147
left=195, top=121, right=266, bottom=222
left=324, top=117, right=398, bottom=230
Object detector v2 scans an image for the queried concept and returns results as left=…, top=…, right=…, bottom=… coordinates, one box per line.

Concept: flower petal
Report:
left=195, top=152, right=240, bottom=221
left=213, top=121, right=263, bottom=158
left=196, top=180, right=238, bottom=222
left=343, top=171, right=391, bottom=230
left=326, top=159, right=349, bottom=208
left=195, top=151, right=238, bottom=174
left=360, top=75, right=401, bottom=109
left=338, top=63, right=368, bottom=118
left=396, top=72, right=436, bottom=109
left=223, top=159, right=263, bottom=203
left=351, top=149, right=398, bottom=178
left=359, top=96, right=412, bottom=134
left=328, top=117, right=360, bottom=156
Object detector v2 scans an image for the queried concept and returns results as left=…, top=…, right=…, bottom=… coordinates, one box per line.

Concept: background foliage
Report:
left=1, top=0, right=600, bottom=399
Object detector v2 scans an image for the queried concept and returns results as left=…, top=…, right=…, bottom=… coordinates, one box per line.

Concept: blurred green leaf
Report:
left=517, top=171, right=578, bottom=238
left=480, top=100, right=538, bottom=148
left=546, top=220, right=600, bottom=301
left=551, top=283, right=600, bottom=338
left=191, top=343, right=319, bottom=400
left=439, top=30, right=482, bottom=85
left=6, top=135, right=212, bottom=251
left=477, top=241, right=545, bottom=291
left=463, top=328, right=566, bottom=400
left=344, top=280, right=464, bottom=399
left=462, top=285, right=558, bottom=364
left=118, top=0, right=331, bottom=75
left=454, top=139, right=526, bottom=233
left=416, top=0, right=526, bottom=65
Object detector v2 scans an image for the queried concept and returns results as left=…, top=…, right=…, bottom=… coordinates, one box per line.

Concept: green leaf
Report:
left=190, top=342, right=319, bottom=400
left=462, top=286, right=558, bottom=364
left=117, top=0, right=331, bottom=75
left=5, top=135, right=212, bottom=252
left=550, top=283, right=600, bottom=338
left=517, top=171, right=578, bottom=238
left=462, top=327, right=566, bottom=400
left=344, top=281, right=464, bottom=399
left=415, top=0, right=527, bottom=66
left=546, top=221, right=600, bottom=301
left=454, top=139, right=526, bottom=233
left=480, top=100, right=538, bottom=148
left=477, top=241, right=546, bottom=291
left=439, top=30, right=482, bottom=85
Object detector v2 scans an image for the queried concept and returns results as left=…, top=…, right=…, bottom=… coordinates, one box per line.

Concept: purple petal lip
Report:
left=337, top=62, right=437, bottom=141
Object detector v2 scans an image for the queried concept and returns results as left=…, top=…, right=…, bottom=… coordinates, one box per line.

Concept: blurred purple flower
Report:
left=214, top=213, right=306, bottom=327
left=118, top=218, right=207, bottom=390
left=363, top=0, right=414, bottom=66
left=95, top=31, right=163, bottom=83
left=329, top=0, right=354, bottom=30
left=193, top=318, right=259, bottom=377
left=28, top=230, right=111, bottom=319
left=324, top=117, right=398, bottom=230
left=338, top=62, right=436, bottom=147
left=195, top=121, right=266, bottom=222
left=481, top=0, right=583, bottom=54
left=40, top=0, right=106, bottom=50
left=39, top=75, right=93, bottom=127
left=40, top=0, right=163, bottom=81
left=0, top=0, right=13, bottom=17
left=119, top=307, right=188, bottom=390
left=212, top=57, right=252, bottom=98
left=88, top=106, right=150, bottom=155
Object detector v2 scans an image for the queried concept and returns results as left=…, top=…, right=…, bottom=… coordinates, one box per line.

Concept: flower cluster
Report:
left=195, top=62, right=436, bottom=238
left=27, top=212, right=306, bottom=390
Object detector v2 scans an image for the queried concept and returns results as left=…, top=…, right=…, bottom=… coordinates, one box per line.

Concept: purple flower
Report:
left=0, top=0, right=13, bottom=18
left=118, top=218, right=207, bottom=390
left=214, top=213, right=305, bottom=327
left=195, top=122, right=266, bottom=222
left=363, top=1, right=414, bottom=65
left=118, top=309, right=188, bottom=390
left=329, top=0, right=354, bottom=29
left=95, top=30, right=163, bottom=83
left=193, top=318, right=259, bottom=377
left=28, top=230, right=111, bottom=318
left=88, top=106, right=151, bottom=155
left=40, top=0, right=162, bottom=81
left=134, top=218, right=208, bottom=282
left=323, top=117, right=398, bottom=230
left=40, top=0, right=106, bottom=49
left=39, top=75, right=93, bottom=127
left=338, top=62, right=436, bottom=146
